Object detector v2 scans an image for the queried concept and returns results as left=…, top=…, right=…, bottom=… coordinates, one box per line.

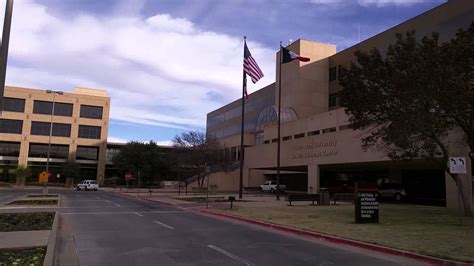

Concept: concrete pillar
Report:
left=308, top=165, right=320, bottom=194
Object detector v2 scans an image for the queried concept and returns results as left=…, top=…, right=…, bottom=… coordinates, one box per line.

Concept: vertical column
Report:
left=307, top=164, right=320, bottom=194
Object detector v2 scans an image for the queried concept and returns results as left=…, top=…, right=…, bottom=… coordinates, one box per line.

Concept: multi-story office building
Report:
left=206, top=0, right=473, bottom=208
left=0, top=86, right=110, bottom=183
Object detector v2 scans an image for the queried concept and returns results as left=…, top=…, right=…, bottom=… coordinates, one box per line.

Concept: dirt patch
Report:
left=7, top=200, right=58, bottom=206
left=0, top=212, right=55, bottom=232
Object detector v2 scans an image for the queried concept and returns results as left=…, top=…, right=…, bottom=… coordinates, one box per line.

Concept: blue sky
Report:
left=3, top=0, right=445, bottom=145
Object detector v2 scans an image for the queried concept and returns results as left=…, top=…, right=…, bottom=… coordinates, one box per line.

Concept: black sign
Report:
left=355, top=189, right=379, bottom=223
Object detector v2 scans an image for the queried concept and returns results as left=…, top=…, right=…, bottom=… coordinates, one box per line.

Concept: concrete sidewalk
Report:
left=0, top=230, right=49, bottom=249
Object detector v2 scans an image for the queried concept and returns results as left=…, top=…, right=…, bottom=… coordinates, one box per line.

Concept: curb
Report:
left=43, top=211, right=59, bottom=266
left=196, top=208, right=472, bottom=266
left=116, top=192, right=184, bottom=208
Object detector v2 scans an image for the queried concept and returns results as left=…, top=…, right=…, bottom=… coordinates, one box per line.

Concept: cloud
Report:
left=7, top=0, right=275, bottom=133
left=357, top=0, right=429, bottom=7
left=107, top=136, right=128, bottom=143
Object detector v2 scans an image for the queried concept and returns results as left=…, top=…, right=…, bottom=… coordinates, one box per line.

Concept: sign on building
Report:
left=448, top=157, right=467, bottom=174
left=355, top=188, right=379, bottom=224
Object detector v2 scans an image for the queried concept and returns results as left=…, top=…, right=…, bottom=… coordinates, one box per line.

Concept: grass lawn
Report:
left=6, top=200, right=58, bottom=206
left=220, top=204, right=474, bottom=262
left=0, top=247, right=46, bottom=265
left=0, top=212, right=54, bottom=232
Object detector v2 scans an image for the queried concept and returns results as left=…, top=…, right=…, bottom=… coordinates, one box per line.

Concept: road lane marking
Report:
left=134, top=212, right=143, bottom=217
left=207, top=245, right=252, bottom=266
left=153, top=220, right=174, bottom=229
left=115, top=203, right=121, bottom=207
left=105, top=200, right=111, bottom=203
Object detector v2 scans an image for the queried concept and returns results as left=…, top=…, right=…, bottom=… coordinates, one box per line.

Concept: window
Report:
left=282, top=136, right=292, bottom=141
left=322, top=127, right=337, bottom=133
left=33, top=100, right=73, bottom=116
left=53, top=123, right=71, bottom=137
left=28, top=143, right=69, bottom=159
left=307, top=130, right=320, bottom=136
left=230, top=146, right=237, bottom=161
left=329, top=93, right=338, bottom=108
left=294, top=133, right=305, bottom=139
left=329, top=67, right=337, bottom=81
left=0, top=119, right=22, bottom=134
left=339, top=124, right=352, bottom=131
left=3, top=97, right=25, bottom=112
left=54, top=102, right=73, bottom=116
left=80, top=105, right=103, bottom=119
left=78, top=125, right=101, bottom=139
left=31, top=122, right=71, bottom=137
left=263, top=140, right=270, bottom=144
left=271, top=138, right=278, bottom=143
left=0, top=141, right=20, bottom=156
left=76, top=146, right=99, bottom=160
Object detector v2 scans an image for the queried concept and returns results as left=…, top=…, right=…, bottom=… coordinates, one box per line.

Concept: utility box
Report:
left=319, top=188, right=330, bottom=205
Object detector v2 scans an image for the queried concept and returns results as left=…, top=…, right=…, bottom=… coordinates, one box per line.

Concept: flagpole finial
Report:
left=244, top=36, right=247, bottom=40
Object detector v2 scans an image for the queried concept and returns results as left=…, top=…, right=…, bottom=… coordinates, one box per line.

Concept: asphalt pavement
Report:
left=2, top=187, right=421, bottom=265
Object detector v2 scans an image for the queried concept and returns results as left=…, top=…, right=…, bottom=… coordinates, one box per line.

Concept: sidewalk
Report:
left=0, top=230, right=49, bottom=249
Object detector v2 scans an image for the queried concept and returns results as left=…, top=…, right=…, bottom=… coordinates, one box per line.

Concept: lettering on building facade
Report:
left=291, top=140, right=338, bottom=159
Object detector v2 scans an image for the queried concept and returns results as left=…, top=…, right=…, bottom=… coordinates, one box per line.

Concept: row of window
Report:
left=3, top=97, right=103, bottom=119
left=262, top=124, right=351, bottom=144
left=0, top=119, right=101, bottom=139
left=0, top=141, right=99, bottom=160
left=329, top=65, right=343, bottom=82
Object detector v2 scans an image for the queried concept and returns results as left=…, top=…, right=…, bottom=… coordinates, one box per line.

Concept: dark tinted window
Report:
left=76, top=146, right=99, bottom=160
left=329, top=93, right=338, bottom=108
left=0, top=141, right=20, bottom=156
left=80, top=105, right=103, bottom=119
left=78, top=125, right=101, bottom=139
left=28, top=143, right=69, bottom=159
left=3, top=97, right=25, bottom=112
left=33, top=100, right=73, bottom=116
left=0, top=119, right=22, bottom=134
left=31, top=122, right=71, bottom=137
left=54, top=102, right=73, bottom=116
left=53, top=123, right=71, bottom=137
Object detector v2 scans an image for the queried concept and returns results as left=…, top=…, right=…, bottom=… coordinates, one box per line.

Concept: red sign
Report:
left=125, top=172, right=133, bottom=180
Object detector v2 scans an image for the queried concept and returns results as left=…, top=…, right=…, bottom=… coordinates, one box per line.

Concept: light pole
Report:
left=0, top=0, right=13, bottom=112
left=44, top=90, right=63, bottom=194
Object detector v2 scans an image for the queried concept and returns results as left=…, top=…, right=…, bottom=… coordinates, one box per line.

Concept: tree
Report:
left=173, top=131, right=236, bottom=187
left=113, top=141, right=169, bottom=187
left=61, top=160, right=81, bottom=181
left=339, top=24, right=473, bottom=216
left=14, top=165, right=31, bottom=186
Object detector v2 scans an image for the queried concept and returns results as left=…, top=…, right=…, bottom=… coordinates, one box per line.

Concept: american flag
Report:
left=243, top=42, right=264, bottom=97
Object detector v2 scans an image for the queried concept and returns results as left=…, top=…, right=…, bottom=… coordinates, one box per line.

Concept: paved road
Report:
left=2, top=188, right=421, bottom=265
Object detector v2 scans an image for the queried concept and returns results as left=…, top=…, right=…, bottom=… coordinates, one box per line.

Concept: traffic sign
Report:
left=39, top=171, right=49, bottom=183
left=449, top=157, right=467, bottom=174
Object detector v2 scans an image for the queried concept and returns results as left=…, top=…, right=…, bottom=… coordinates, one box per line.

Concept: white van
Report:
left=76, top=180, right=99, bottom=191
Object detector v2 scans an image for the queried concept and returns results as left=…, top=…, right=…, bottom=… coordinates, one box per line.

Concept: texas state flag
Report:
left=281, top=46, right=310, bottom=63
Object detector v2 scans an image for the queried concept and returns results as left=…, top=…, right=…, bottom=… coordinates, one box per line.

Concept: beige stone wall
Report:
left=0, top=86, right=110, bottom=182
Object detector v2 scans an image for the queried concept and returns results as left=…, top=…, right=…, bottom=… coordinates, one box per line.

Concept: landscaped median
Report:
left=206, top=204, right=473, bottom=263
left=0, top=212, right=58, bottom=265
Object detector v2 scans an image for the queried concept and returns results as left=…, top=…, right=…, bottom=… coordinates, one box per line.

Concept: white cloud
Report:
left=357, top=0, right=428, bottom=7
left=7, top=0, right=275, bottom=134
left=107, top=136, right=128, bottom=143
left=155, top=140, right=174, bottom=147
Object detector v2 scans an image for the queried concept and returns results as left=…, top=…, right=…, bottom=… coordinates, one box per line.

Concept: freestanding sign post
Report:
left=355, top=188, right=379, bottom=224
left=448, top=157, right=466, bottom=224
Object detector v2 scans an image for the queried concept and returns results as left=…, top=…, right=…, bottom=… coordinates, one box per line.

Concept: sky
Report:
left=2, top=0, right=445, bottom=145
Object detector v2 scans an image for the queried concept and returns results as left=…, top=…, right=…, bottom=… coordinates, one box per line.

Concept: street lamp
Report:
left=44, top=90, right=63, bottom=194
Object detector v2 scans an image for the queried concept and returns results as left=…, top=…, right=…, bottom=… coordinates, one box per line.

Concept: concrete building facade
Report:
left=0, top=86, right=110, bottom=183
left=205, top=0, right=473, bottom=209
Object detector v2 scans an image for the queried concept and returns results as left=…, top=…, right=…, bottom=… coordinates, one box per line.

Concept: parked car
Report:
left=76, top=180, right=99, bottom=191
left=260, top=181, right=286, bottom=193
left=378, top=183, right=406, bottom=201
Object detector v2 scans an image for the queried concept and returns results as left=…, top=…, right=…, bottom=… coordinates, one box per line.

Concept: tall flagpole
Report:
left=239, top=36, right=247, bottom=199
left=0, top=0, right=14, bottom=112
left=276, top=42, right=282, bottom=201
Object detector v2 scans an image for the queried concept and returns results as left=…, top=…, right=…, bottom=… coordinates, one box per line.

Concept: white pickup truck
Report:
left=260, top=181, right=286, bottom=193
